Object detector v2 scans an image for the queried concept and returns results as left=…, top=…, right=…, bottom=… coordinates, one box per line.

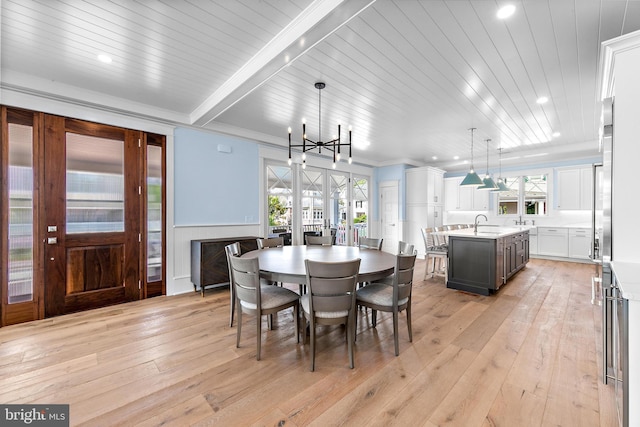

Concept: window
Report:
left=523, top=175, right=547, bottom=215
left=498, top=174, right=547, bottom=216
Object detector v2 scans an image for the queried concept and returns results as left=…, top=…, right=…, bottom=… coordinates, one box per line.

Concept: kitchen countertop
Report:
left=610, top=261, right=640, bottom=301
left=442, top=227, right=531, bottom=239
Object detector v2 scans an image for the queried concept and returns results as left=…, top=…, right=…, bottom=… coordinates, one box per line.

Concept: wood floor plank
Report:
left=0, top=259, right=617, bottom=426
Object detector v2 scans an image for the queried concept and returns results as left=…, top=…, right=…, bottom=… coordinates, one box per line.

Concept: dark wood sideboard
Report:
left=191, top=237, right=259, bottom=296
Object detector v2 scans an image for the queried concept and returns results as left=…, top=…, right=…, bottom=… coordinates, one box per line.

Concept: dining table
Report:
left=240, top=245, right=396, bottom=285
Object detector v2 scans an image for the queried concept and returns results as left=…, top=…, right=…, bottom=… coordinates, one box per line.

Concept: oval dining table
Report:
left=240, top=245, right=396, bottom=285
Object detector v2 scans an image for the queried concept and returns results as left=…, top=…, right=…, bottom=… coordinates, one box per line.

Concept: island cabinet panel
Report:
left=447, top=229, right=529, bottom=295
left=448, top=237, right=501, bottom=296
left=191, top=237, right=259, bottom=296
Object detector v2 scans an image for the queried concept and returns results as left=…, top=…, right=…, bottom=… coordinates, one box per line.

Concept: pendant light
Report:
left=477, top=138, right=498, bottom=190
left=460, top=127, right=483, bottom=186
left=492, top=147, right=509, bottom=192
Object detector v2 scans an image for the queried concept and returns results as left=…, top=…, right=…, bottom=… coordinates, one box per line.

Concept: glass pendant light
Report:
left=492, top=147, right=509, bottom=191
left=460, top=127, right=483, bottom=186
left=477, top=138, right=498, bottom=190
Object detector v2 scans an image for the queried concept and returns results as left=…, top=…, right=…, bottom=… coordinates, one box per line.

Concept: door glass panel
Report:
left=301, top=168, right=323, bottom=237
left=329, top=173, right=348, bottom=245
left=498, top=176, right=520, bottom=215
left=7, top=124, right=34, bottom=304
left=66, top=133, right=124, bottom=233
left=147, top=145, right=162, bottom=282
left=353, top=176, right=369, bottom=246
left=267, top=164, right=293, bottom=239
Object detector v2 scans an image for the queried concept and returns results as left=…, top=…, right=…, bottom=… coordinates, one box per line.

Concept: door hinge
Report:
left=138, top=138, right=141, bottom=148
left=139, top=233, right=141, bottom=242
left=138, top=186, right=141, bottom=195
left=138, top=280, right=141, bottom=290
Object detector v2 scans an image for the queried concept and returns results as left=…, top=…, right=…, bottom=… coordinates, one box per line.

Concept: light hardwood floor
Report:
left=0, top=258, right=617, bottom=426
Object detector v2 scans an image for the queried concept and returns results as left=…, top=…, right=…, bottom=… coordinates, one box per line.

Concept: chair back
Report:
left=257, top=237, right=284, bottom=249
left=397, top=240, right=414, bottom=255
left=225, top=242, right=241, bottom=284
left=359, top=237, right=383, bottom=250
left=393, top=253, right=417, bottom=306
left=228, top=256, right=261, bottom=310
left=304, top=259, right=360, bottom=315
left=306, top=235, right=334, bottom=246
left=433, top=226, right=448, bottom=247
left=421, top=227, right=437, bottom=251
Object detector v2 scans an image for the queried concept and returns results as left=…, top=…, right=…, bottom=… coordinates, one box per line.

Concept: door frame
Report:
left=379, top=180, right=400, bottom=253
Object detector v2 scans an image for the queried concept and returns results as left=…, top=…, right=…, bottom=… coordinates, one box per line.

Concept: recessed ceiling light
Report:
left=536, top=96, right=549, bottom=104
left=453, top=155, right=460, bottom=160
left=97, top=54, right=112, bottom=64
left=552, top=131, right=561, bottom=138
left=432, top=156, right=438, bottom=160
left=497, top=4, right=516, bottom=19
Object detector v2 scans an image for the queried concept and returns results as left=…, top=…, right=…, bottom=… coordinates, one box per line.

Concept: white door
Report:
left=380, top=181, right=399, bottom=253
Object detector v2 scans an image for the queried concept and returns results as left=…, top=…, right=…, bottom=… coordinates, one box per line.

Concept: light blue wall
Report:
left=174, top=127, right=259, bottom=225
left=374, top=164, right=411, bottom=221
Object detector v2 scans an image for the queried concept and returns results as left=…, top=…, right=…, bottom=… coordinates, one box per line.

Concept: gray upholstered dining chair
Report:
left=228, top=255, right=300, bottom=361
left=301, top=258, right=361, bottom=371
left=257, top=237, right=285, bottom=286
left=356, top=252, right=417, bottom=356
left=397, top=240, right=414, bottom=255
left=305, top=235, right=334, bottom=246
left=358, top=237, right=383, bottom=251
left=257, top=237, right=284, bottom=249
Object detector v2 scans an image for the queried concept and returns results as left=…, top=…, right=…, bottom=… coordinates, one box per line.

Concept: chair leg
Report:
left=372, top=309, right=377, bottom=327
left=256, top=312, right=262, bottom=361
left=393, top=310, right=399, bottom=356
left=236, top=301, right=242, bottom=348
left=294, top=305, right=299, bottom=344
left=229, top=284, right=235, bottom=327
left=348, top=315, right=355, bottom=369
left=407, top=302, right=413, bottom=342
left=310, top=319, right=316, bottom=372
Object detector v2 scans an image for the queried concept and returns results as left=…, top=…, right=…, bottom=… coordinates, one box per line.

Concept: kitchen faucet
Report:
left=514, top=215, right=527, bottom=225
left=474, top=214, right=488, bottom=233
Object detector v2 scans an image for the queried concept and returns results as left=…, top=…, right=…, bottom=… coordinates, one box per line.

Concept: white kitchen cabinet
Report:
left=568, top=228, right=592, bottom=259
left=406, top=166, right=445, bottom=256
left=556, top=167, right=593, bottom=210
left=537, top=227, right=569, bottom=257
left=529, top=227, right=538, bottom=255
left=473, top=189, right=490, bottom=210
left=443, top=177, right=489, bottom=212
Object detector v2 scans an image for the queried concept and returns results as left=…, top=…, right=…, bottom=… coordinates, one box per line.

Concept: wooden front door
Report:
left=43, top=116, right=141, bottom=316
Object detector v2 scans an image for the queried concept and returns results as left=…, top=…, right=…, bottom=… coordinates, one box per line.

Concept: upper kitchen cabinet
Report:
left=407, top=166, right=444, bottom=205
left=556, top=166, right=593, bottom=210
left=406, top=166, right=445, bottom=256
left=444, top=177, right=490, bottom=211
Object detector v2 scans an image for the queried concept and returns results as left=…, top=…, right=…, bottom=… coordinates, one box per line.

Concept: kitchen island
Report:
left=444, top=227, right=530, bottom=295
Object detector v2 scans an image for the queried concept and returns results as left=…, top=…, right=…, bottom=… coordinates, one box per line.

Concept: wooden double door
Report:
left=1, top=107, right=165, bottom=326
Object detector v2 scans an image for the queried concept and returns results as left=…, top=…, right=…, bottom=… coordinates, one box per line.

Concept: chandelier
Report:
left=288, top=82, right=352, bottom=169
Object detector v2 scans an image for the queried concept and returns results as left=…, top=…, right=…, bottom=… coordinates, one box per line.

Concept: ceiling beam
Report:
left=189, top=0, right=376, bottom=127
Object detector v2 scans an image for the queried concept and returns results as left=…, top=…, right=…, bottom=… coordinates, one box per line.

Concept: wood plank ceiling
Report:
left=2, top=0, right=639, bottom=170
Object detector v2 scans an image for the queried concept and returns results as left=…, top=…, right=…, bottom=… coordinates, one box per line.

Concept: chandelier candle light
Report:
left=288, top=82, right=352, bottom=169
left=460, top=127, right=484, bottom=186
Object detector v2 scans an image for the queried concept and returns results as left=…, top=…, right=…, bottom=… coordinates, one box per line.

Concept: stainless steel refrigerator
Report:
left=596, top=97, right=628, bottom=426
